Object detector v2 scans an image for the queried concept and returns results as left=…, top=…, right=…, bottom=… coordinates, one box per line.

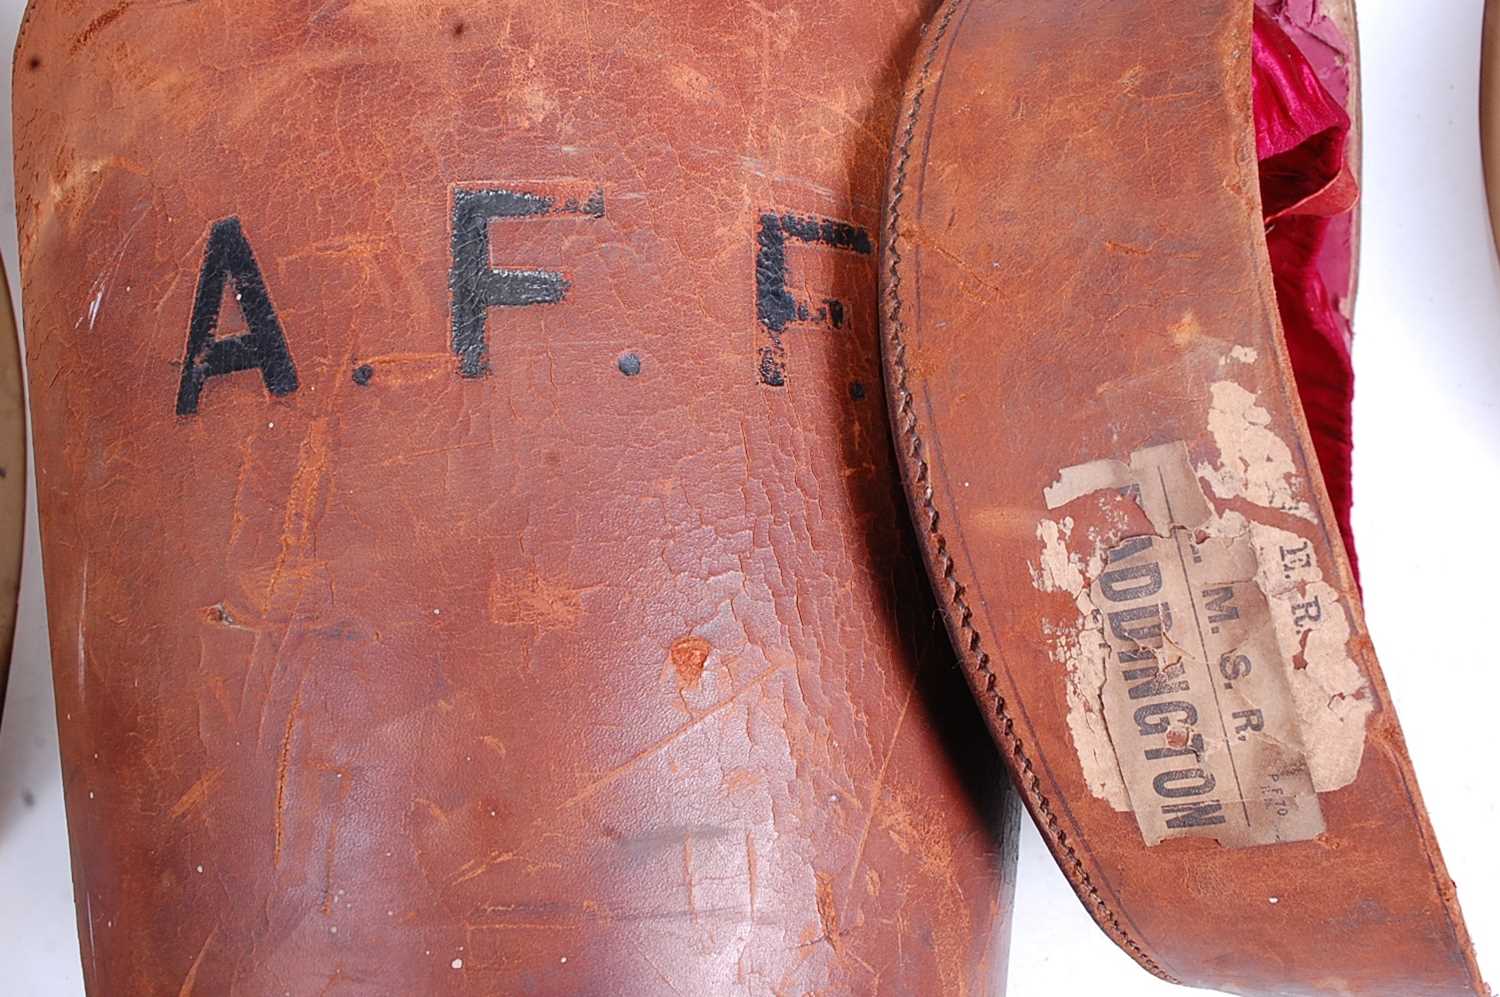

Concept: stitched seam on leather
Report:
left=882, top=0, right=1176, bottom=983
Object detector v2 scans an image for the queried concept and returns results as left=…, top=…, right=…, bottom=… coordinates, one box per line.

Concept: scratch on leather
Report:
left=68, top=1, right=130, bottom=56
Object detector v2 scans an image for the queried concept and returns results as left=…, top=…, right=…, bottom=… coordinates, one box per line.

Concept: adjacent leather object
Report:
left=882, top=1, right=1485, bottom=995
left=1486, top=0, right=1500, bottom=256
left=13, top=2, right=1019, bottom=993
left=0, top=255, right=23, bottom=715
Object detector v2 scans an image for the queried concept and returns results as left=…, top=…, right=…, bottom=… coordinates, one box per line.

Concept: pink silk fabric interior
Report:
left=1252, top=4, right=1361, bottom=573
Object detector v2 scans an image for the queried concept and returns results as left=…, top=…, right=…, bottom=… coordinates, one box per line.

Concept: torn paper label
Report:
left=1033, top=517, right=1131, bottom=810
left=1243, top=523, right=1371, bottom=791
left=1042, top=442, right=1338, bottom=847
left=1090, top=530, right=1324, bottom=846
left=1195, top=381, right=1315, bottom=520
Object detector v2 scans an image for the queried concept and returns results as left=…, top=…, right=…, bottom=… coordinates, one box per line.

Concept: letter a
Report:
left=176, top=217, right=299, bottom=416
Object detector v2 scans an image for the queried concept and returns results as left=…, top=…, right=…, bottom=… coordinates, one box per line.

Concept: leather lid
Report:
left=881, top=1, right=1485, bottom=993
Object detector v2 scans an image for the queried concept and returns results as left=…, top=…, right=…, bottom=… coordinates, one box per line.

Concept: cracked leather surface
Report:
left=881, top=1, right=1486, bottom=995
left=13, top=1, right=1019, bottom=993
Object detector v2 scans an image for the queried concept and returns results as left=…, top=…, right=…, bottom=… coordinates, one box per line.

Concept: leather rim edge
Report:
left=877, top=0, right=1178, bottom=983
left=0, top=253, right=25, bottom=720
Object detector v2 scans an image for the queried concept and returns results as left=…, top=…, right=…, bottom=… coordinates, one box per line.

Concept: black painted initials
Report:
left=755, top=212, right=872, bottom=386
left=449, top=186, right=603, bottom=378
left=175, top=217, right=299, bottom=416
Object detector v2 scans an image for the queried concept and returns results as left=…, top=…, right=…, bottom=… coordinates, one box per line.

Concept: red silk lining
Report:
left=1252, top=6, right=1359, bottom=574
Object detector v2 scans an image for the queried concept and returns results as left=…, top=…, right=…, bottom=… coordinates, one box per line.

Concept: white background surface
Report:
left=0, top=2, right=1497, bottom=994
